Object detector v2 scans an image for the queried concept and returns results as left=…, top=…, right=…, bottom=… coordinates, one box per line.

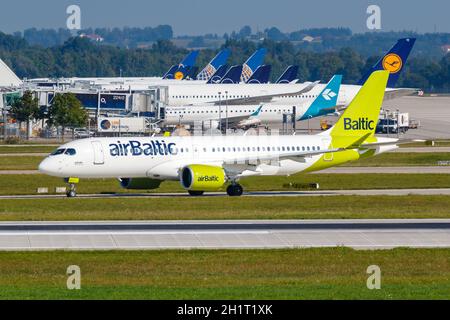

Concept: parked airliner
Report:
left=163, top=75, right=342, bottom=128
left=39, top=71, right=403, bottom=197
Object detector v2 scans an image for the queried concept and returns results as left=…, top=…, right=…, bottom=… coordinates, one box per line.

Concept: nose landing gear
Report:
left=64, top=177, right=80, bottom=198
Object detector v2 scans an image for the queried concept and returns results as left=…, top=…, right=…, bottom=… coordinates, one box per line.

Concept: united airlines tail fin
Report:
left=246, top=65, right=272, bottom=84
left=206, top=64, right=229, bottom=84
left=0, top=58, right=22, bottom=87
left=276, top=65, right=299, bottom=84
left=220, top=65, right=243, bottom=84
left=163, top=51, right=199, bottom=80
left=240, top=48, right=267, bottom=83
left=299, top=75, right=343, bottom=120
left=357, top=38, right=415, bottom=88
left=197, top=49, right=231, bottom=81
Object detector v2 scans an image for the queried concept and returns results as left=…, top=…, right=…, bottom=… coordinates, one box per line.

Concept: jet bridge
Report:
left=130, top=86, right=168, bottom=121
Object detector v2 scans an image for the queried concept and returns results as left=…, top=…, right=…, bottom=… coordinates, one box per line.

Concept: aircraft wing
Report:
left=384, top=88, right=420, bottom=101
left=190, top=81, right=320, bottom=106
left=360, top=139, right=424, bottom=149
left=192, top=106, right=264, bottom=128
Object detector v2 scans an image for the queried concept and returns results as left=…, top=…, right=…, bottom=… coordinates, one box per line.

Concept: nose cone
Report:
left=38, top=158, right=56, bottom=176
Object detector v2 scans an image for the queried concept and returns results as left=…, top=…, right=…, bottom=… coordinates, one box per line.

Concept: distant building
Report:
left=302, top=35, right=322, bottom=43
left=79, top=33, right=104, bottom=43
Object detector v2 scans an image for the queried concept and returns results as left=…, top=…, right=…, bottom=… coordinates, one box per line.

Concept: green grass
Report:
left=400, top=140, right=450, bottom=148
left=0, top=146, right=55, bottom=154
left=344, top=153, right=450, bottom=167
left=0, top=195, right=449, bottom=221
left=0, top=156, right=43, bottom=170
left=0, top=248, right=449, bottom=299
left=1, top=173, right=450, bottom=196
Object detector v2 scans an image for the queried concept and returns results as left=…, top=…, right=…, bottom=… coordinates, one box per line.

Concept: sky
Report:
left=0, top=0, right=448, bottom=35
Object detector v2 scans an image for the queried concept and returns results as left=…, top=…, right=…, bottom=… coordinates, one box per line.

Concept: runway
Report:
left=1, top=188, right=450, bottom=200
left=0, top=219, right=449, bottom=250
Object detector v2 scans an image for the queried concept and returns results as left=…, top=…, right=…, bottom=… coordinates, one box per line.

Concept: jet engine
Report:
left=180, top=165, right=226, bottom=191
left=119, top=178, right=162, bottom=190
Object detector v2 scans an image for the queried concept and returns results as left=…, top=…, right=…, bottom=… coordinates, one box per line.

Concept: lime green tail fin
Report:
left=329, top=70, right=389, bottom=148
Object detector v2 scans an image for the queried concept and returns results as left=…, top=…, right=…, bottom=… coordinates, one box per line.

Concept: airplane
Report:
left=206, top=65, right=229, bottom=84
left=276, top=65, right=299, bottom=84
left=159, top=38, right=417, bottom=107
left=246, top=65, right=272, bottom=84
left=219, top=65, right=243, bottom=84
left=240, top=48, right=267, bottom=83
left=163, top=75, right=342, bottom=128
left=196, top=49, right=231, bottom=81
left=38, top=70, right=405, bottom=198
left=162, top=50, right=199, bottom=80
left=0, top=58, right=23, bottom=87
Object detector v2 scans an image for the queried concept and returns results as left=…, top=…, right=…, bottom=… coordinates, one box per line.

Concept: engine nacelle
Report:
left=237, top=118, right=261, bottom=128
left=119, top=178, right=162, bottom=190
left=180, top=165, right=226, bottom=191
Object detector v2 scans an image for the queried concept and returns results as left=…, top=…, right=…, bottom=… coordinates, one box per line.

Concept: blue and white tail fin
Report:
left=220, top=66, right=242, bottom=84
left=162, top=51, right=199, bottom=80
left=185, top=66, right=199, bottom=80
left=276, top=65, right=299, bottom=84
left=299, top=75, right=343, bottom=120
left=357, top=38, right=415, bottom=88
left=179, top=50, right=199, bottom=68
left=206, top=65, right=229, bottom=84
left=197, top=49, right=231, bottom=81
left=220, top=65, right=243, bottom=84
left=240, top=48, right=267, bottom=83
left=246, top=65, right=272, bottom=84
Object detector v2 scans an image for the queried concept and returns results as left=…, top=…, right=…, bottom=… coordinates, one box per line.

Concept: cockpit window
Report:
left=65, top=149, right=77, bottom=156
left=51, top=149, right=66, bottom=156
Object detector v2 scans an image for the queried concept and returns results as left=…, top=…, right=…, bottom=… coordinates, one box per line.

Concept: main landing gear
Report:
left=64, top=177, right=79, bottom=198
left=226, top=183, right=243, bottom=197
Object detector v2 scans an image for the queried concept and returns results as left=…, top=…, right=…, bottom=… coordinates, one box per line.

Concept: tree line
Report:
left=0, top=31, right=449, bottom=92
left=9, top=91, right=87, bottom=140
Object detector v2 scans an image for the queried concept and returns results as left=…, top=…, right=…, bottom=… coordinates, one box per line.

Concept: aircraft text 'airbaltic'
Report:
left=109, top=140, right=176, bottom=157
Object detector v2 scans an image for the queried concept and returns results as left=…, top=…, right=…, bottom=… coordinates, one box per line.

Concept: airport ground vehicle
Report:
left=376, top=112, right=409, bottom=134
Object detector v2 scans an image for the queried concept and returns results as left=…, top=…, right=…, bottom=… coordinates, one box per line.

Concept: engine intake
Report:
left=180, top=165, right=226, bottom=191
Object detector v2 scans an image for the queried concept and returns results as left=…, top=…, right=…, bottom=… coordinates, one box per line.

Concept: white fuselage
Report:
left=164, top=103, right=315, bottom=126
left=38, top=135, right=334, bottom=180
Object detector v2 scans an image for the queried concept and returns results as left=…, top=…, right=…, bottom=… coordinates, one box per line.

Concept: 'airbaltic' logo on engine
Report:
left=109, top=140, right=176, bottom=157
left=344, top=118, right=375, bottom=130
left=197, top=175, right=219, bottom=182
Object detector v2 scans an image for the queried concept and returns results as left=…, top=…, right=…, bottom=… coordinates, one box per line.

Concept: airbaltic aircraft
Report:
left=39, top=71, right=402, bottom=197
left=164, top=75, right=342, bottom=128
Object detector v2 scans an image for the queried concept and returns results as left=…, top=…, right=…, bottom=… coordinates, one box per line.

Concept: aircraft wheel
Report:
left=66, top=190, right=77, bottom=198
left=227, top=184, right=243, bottom=197
left=188, top=190, right=204, bottom=196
